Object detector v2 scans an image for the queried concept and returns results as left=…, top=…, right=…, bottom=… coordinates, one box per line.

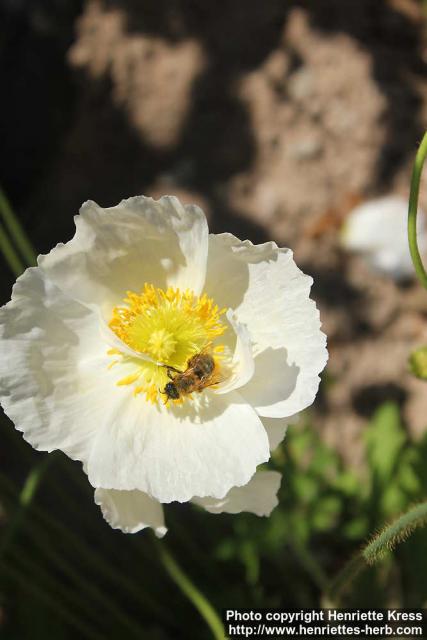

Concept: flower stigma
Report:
left=108, top=284, right=228, bottom=405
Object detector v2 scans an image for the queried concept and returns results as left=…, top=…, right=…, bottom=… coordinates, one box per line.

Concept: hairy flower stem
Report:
left=0, top=187, right=37, bottom=267
left=325, top=500, right=427, bottom=604
left=155, top=539, right=225, bottom=640
left=363, top=501, right=427, bottom=564
left=408, top=132, right=427, bottom=289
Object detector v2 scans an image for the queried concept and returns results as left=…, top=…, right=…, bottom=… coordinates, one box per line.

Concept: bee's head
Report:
left=163, top=382, right=180, bottom=400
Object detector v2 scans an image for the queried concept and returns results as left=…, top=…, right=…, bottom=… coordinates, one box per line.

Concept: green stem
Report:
left=408, top=132, right=427, bottom=289
left=0, top=187, right=37, bottom=267
left=0, top=220, right=25, bottom=276
left=156, top=540, right=225, bottom=640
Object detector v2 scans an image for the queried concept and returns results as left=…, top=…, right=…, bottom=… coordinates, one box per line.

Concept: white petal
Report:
left=261, top=416, right=296, bottom=451
left=193, top=470, right=281, bottom=517
left=204, top=235, right=327, bottom=418
left=95, top=488, right=167, bottom=536
left=0, top=267, right=110, bottom=461
left=214, top=309, right=254, bottom=394
left=86, top=390, right=270, bottom=503
left=240, top=346, right=321, bottom=418
left=38, top=196, right=208, bottom=315
left=204, top=234, right=280, bottom=310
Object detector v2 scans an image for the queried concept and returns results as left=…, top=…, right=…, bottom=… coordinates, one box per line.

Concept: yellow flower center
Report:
left=108, top=284, right=227, bottom=404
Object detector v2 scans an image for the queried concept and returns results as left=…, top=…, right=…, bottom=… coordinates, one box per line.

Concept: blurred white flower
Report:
left=342, top=195, right=427, bottom=281
left=0, top=196, right=327, bottom=534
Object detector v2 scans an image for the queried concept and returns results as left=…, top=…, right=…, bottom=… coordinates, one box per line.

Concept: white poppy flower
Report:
left=341, top=195, right=427, bottom=281
left=0, top=196, right=327, bottom=533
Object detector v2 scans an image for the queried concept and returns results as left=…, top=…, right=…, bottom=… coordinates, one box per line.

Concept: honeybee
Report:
left=161, top=352, right=220, bottom=401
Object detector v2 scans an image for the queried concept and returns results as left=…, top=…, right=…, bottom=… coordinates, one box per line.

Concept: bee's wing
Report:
left=203, top=371, right=225, bottom=388
left=180, top=366, right=198, bottom=379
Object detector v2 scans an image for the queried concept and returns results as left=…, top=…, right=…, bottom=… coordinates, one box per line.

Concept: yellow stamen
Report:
left=117, top=372, right=141, bottom=386
left=108, top=284, right=228, bottom=405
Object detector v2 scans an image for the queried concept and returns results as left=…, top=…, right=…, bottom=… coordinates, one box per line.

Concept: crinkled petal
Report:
left=38, top=196, right=208, bottom=315
left=0, top=267, right=109, bottom=461
left=95, top=488, right=167, bottom=536
left=86, top=390, right=270, bottom=503
left=193, top=470, right=281, bottom=517
left=204, top=235, right=327, bottom=417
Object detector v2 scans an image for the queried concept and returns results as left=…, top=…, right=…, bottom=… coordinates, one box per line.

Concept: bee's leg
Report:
left=159, top=388, right=169, bottom=405
left=165, top=365, right=182, bottom=379
left=166, top=368, right=176, bottom=380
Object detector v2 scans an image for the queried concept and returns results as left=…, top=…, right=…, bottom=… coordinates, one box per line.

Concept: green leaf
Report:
left=343, top=516, right=370, bottom=539
left=364, top=402, right=406, bottom=485
left=311, top=496, right=341, bottom=531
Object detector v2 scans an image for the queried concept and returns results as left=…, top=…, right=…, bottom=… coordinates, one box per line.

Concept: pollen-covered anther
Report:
left=108, top=284, right=227, bottom=404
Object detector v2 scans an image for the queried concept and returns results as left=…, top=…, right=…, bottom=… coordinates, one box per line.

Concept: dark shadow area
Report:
left=0, top=0, right=81, bottom=301
left=301, top=259, right=371, bottom=340
left=31, top=72, right=174, bottom=254
left=352, top=382, right=408, bottom=418
left=0, top=0, right=83, bottom=208
left=305, top=262, right=363, bottom=310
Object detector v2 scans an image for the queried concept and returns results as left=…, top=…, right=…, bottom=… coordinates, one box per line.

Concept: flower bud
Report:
left=409, top=346, right=427, bottom=380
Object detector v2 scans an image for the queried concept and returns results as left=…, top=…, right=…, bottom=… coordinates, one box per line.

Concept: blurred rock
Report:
left=68, top=0, right=206, bottom=149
